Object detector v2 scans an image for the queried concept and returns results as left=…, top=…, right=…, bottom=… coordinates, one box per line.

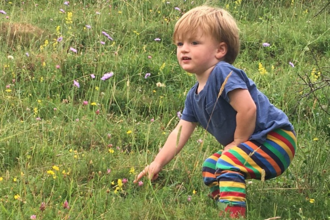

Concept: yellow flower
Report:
left=118, top=11, right=122, bottom=14
left=47, top=170, right=55, bottom=176
left=5, top=89, right=12, bottom=93
left=91, top=102, right=97, bottom=106
left=95, top=86, right=99, bottom=91
left=309, top=198, right=315, bottom=203
left=52, top=166, right=59, bottom=171
left=14, top=194, right=20, bottom=200
left=0, top=177, right=3, bottom=182
left=193, top=190, right=197, bottom=194
left=258, top=62, right=267, bottom=75
left=129, top=167, right=135, bottom=174
left=118, top=179, right=123, bottom=188
left=313, top=137, right=319, bottom=141
left=38, top=100, right=42, bottom=103
left=13, top=177, right=17, bottom=182
left=126, top=130, right=132, bottom=134
left=109, top=149, right=114, bottom=154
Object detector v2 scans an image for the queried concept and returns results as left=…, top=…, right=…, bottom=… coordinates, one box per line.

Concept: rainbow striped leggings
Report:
left=202, top=129, right=296, bottom=207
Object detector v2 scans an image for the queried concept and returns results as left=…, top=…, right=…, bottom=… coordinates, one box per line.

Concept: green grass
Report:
left=0, top=0, right=329, bottom=219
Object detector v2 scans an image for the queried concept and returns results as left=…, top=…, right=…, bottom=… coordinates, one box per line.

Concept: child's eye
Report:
left=192, top=41, right=199, bottom=45
left=176, top=42, right=183, bottom=46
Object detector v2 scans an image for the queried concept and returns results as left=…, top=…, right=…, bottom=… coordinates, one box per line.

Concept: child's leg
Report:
left=202, top=150, right=222, bottom=199
left=215, top=129, right=297, bottom=217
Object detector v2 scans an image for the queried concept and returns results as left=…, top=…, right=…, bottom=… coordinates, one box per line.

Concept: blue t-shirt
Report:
left=181, top=61, right=294, bottom=146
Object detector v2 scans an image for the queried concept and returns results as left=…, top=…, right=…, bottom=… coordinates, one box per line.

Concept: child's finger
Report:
left=133, top=168, right=148, bottom=183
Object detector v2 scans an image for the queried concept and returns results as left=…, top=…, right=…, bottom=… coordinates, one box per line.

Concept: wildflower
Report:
left=102, top=31, right=113, bottom=41
left=14, top=194, right=20, bottom=200
left=122, top=178, right=128, bottom=184
left=100, top=41, right=105, bottom=45
left=47, top=170, right=55, bottom=176
left=95, top=109, right=100, bottom=115
left=187, top=195, right=192, bottom=202
left=151, top=118, right=154, bottom=122
left=64, top=1, right=69, bottom=6
left=197, top=139, right=203, bottom=143
left=101, top=72, right=114, bottom=80
left=107, top=169, right=111, bottom=174
left=156, top=82, right=166, bottom=87
left=148, top=55, right=152, bottom=59
left=60, top=9, right=65, bottom=13
left=258, top=62, right=267, bottom=75
left=129, top=167, right=135, bottom=174
left=154, top=38, right=161, bottom=41
left=70, top=47, right=77, bottom=53
left=262, top=42, right=270, bottom=47
left=177, top=111, right=182, bottom=119
left=0, top=177, right=3, bottom=182
left=145, top=73, right=151, bottom=79
left=7, top=55, right=14, bottom=59
left=90, top=74, right=95, bottom=78
left=309, top=199, right=315, bottom=203
left=174, top=7, right=181, bottom=11
left=13, top=177, right=17, bottom=182
left=83, top=101, right=88, bottom=105
left=85, top=25, right=91, bottom=29
left=91, top=102, right=97, bottom=106
left=5, top=89, right=12, bottom=93
left=36, top=117, right=41, bottom=121
left=57, top=36, right=63, bottom=42
left=289, top=62, right=294, bottom=67
left=54, top=108, right=57, bottom=111
left=56, top=65, right=60, bottom=69
left=127, top=130, right=132, bottom=134
left=52, top=165, right=60, bottom=171
left=109, top=149, right=114, bottom=153
left=63, top=200, right=69, bottom=209
left=193, top=190, right=197, bottom=194
left=138, top=181, right=143, bottom=186
left=40, top=202, right=46, bottom=211
left=118, top=179, right=123, bottom=188
left=25, top=52, right=29, bottom=57
left=95, top=86, right=99, bottom=90
left=73, top=80, right=80, bottom=88
left=313, top=137, right=319, bottom=141
left=96, top=12, right=101, bottom=15
left=107, top=133, right=111, bottom=139
left=0, top=10, right=6, bottom=14
left=30, top=215, right=37, bottom=219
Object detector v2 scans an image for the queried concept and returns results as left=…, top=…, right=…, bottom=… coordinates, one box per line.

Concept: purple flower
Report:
left=174, top=7, right=181, bottom=11
left=0, top=10, right=7, bottom=15
left=154, top=38, right=161, bottom=42
left=122, top=178, right=128, bottom=184
left=25, top=52, right=29, bottom=57
left=70, top=47, right=77, bottom=53
left=262, top=42, right=270, bottom=47
left=90, top=74, right=95, bottom=79
left=138, top=181, right=143, bottom=186
left=57, top=36, right=63, bottom=42
left=83, top=101, right=88, bottom=105
left=177, top=111, right=182, bottom=119
left=60, top=9, right=65, bottom=13
left=64, top=1, right=69, bottom=6
left=100, top=41, right=105, bottom=45
left=289, top=62, right=295, bottom=67
left=102, top=31, right=113, bottom=41
left=101, top=72, right=114, bottom=80
left=40, top=202, right=46, bottom=211
left=144, top=73, right=151, bottom=79
left=30, top=215, right=37, bottom=220
left=85, top=25, right=91, bottom=29
left=187, top=195, right=192, bottom=202
left=73, top=80, right=80, bottom=88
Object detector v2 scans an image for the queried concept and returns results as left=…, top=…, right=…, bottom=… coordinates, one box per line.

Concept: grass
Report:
left=0, top=0, right=329, bottom=219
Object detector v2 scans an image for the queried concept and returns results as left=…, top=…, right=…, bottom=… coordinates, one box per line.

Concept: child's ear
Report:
left=215, top=42, right=228, bottom=60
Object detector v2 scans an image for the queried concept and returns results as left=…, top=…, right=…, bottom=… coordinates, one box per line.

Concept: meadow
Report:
left=0, top=0, right=329, bottom=219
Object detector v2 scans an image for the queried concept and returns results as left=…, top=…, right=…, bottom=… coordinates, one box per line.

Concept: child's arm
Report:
left=134, top=120, right=196, bottom=183
left=225, top=88, right=257, bottom=152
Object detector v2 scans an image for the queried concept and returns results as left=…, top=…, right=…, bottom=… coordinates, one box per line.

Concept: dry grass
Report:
left=0, top=22, right=48, bottom=48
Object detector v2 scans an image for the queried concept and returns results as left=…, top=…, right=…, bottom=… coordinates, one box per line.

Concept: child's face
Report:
left=175, top=30, right=222, bottom=75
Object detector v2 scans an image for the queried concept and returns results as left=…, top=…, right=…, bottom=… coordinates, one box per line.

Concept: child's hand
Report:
left=133, top=161, right=161, bottom=183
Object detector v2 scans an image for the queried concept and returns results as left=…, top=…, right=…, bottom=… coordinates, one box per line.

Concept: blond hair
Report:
left=173, top=6, right=240, bottom=64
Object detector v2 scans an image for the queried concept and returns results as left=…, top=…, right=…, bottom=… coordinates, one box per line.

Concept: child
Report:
left=134, top=5, right=296, bottom=219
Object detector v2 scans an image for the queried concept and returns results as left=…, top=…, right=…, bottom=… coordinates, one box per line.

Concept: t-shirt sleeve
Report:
left=181, top=89, right=198, bottom=123
left=217, top=64, right=248, bottom=103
